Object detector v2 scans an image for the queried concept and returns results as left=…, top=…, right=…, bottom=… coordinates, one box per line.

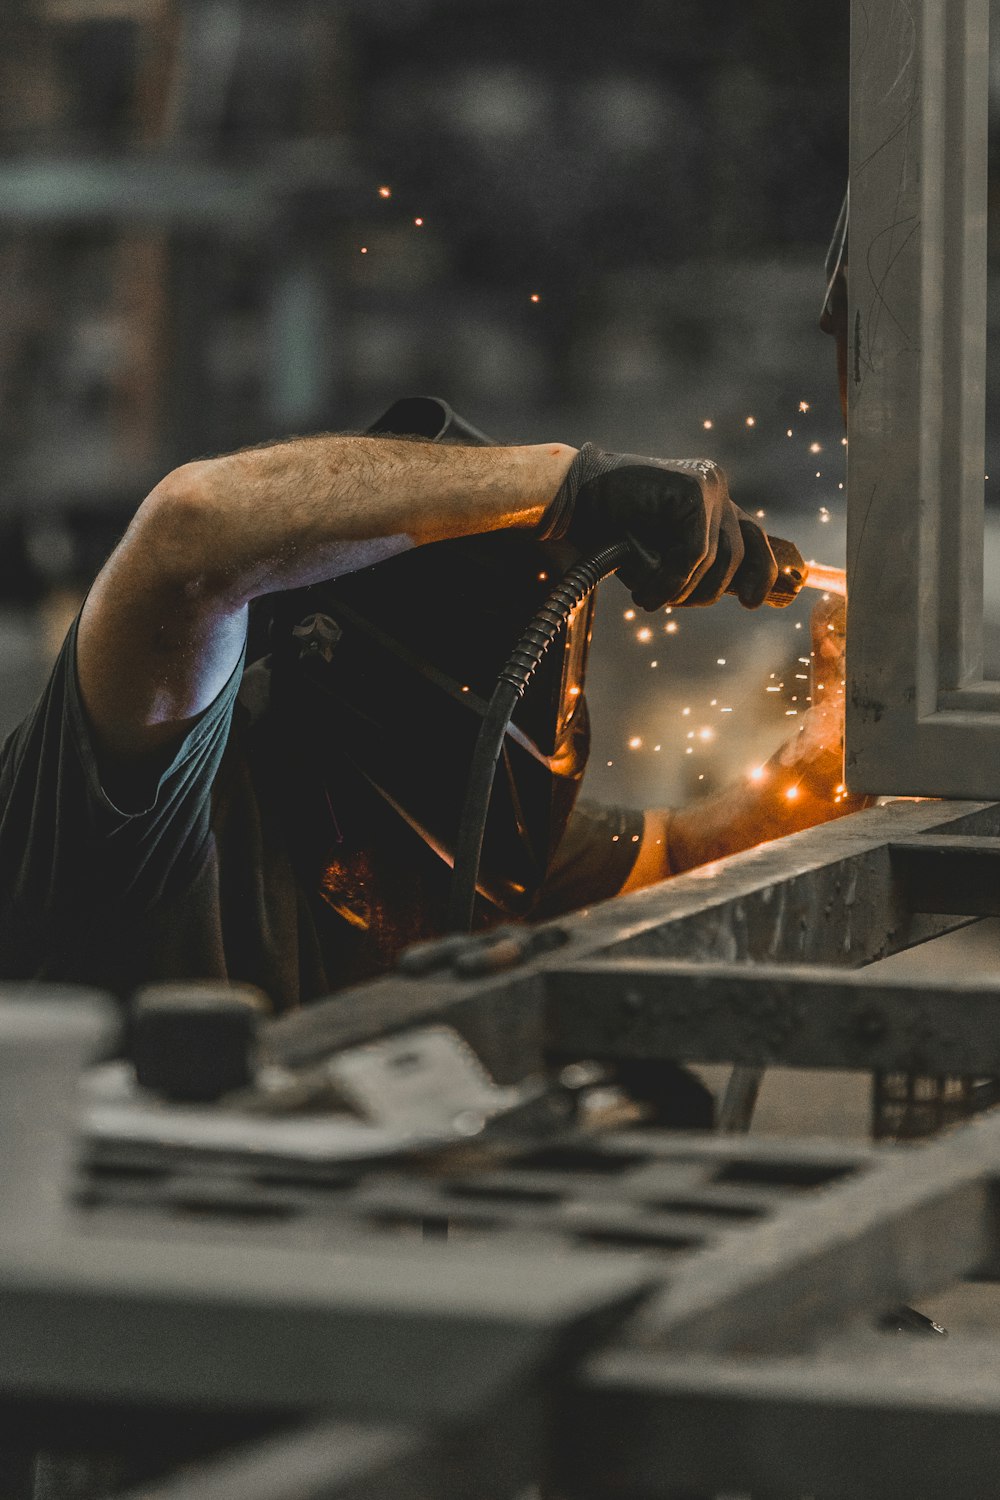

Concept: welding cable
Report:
left=447, top=539, right=632, bottom=934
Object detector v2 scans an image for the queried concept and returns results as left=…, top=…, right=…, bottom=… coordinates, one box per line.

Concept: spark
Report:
left=835, top=783, right=846, bottom=794
left=698, top=773, right=705, bottom=780
left=698, top=727, right=714, bottom=741
left=799, top=400, right=810, bottom=412
left=360, top=246, right=368, bottom=254
left=664, top=605, right=673, bottom=614
left=628, top=736, right=642, bottom=749
left=745, top=416, right=756, bottom=427
left=624, top=608, right=636, bottom=620
left=838, top=482, right=844, bottom=490
left=717, top=657, right=727, bottom=666
left=378, top=185, right=392, bottom=198
left=703, top=419, right=714, bottom=429
left=569, top=685, right=581, bottom=696
left=682, top=707, right=691, bottom=716
left=637, top=627, right=653, bottom=642
left=530, top=293, right=541, bottom=303
left=785, top=784, right=800, bottom=799
left=785, top=709, right=798, bottom=716
left=538, top=571, right=548, bottom=581
left=841, top=437, right=848, bottom=446
left=809, top=442, right=822, bottom=454
left=685, top=747, right=693, bottom=754
left=650, top=660, right=658, bottom=667
left=654, top=744, right=661, bottom=752
left=607, top=760, right=613, bottom=767
left=756, top=509, right=766, bottom=518
left=815, top=471, right=822, bottom=478
left=611, top=834, right=619, bottom=841
left=786, top=429, right=793, bottom=438
left=749, top=765, right=766, bottom=781
left=686, top=731, right=695, bottom=740
left=665, top=621, right=678, bottom=634
left=819, top=509, right=831, bottom=522
left=414, top=217, right=424, bottom=226
left=461, top=685, right=469, bottom=693
left=795, top=622, right=803, bottom=629
left=720, top=706, right=733, bottom=713
left=766, top=686, right=780, bottom=692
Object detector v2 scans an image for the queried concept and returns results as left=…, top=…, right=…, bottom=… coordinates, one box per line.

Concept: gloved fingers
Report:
left=730, top=514, right=780, bottom=608
left=629, top=533, right=716, bottom=609
left=616, top=533, right=664, bottom=602
left=683, top=514, right=745, bottom=606
left=618, top=500, right=712, bottom=608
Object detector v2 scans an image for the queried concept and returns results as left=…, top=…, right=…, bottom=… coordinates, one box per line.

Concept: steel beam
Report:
left=545, top=958, right=1000, bottom=1074
left=603, top=1107, right=1000, bottom=1357
left=267, top=800, right=1000, bottom=1084
left=0, top=1234, right=648, bottom=1422
left=847, top=0, right=996, bottom=795
left=888, top=835, right=1000, bottom=915
left=569, top=1344, right=1000, bottom=1499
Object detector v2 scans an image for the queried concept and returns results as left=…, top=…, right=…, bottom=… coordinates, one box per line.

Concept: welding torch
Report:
left=448, top=530, right=844, bottom=933
left=756, top=535, right=845, bottom=604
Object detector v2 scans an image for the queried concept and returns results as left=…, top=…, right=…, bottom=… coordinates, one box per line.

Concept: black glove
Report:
left=537, top=443, right=780, bottom=611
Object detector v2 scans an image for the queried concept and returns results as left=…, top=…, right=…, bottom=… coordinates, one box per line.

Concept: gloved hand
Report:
left=537, top=443, right=779, bottom=611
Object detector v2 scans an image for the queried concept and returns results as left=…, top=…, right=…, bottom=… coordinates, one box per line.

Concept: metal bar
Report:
left=848, top=0, right=995, bottom=796
left=545, top=958, right=1000, bottom=1074
left=888, top=835, right=1000, bottom=914
left=569, top=1344, right=1000, bottom=1499
left=612, top=1106, right=1000, bottom=1356
left=113, top=1419, right=426, bottom=1500
left=0, top=1233, right=649, bottom=1420
left=267, top=800, right=1000, bottom=1082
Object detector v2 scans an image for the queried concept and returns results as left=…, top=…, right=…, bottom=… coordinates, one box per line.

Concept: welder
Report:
left=0, top=389, right=862, bottom=1014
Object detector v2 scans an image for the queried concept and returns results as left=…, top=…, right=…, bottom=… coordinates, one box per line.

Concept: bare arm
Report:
left=77, top=436, right=577, bottom=764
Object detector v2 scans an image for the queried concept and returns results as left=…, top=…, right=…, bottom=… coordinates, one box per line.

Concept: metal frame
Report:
left=264, top=797, right=1000, bottom=1084
left=6, top=799, right=1000, bottom=1495
left=846, top=0, right=996, bottom=795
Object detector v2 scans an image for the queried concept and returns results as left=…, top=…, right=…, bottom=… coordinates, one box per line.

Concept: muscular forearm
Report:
left=163, top=435, right=577, bottom=607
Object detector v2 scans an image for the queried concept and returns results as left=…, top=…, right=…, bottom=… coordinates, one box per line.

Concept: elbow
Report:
left=133, top=461, right=228, bottom=602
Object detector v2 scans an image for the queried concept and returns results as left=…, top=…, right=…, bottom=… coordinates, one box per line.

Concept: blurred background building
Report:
left=0, top=0, right=994, bottom=812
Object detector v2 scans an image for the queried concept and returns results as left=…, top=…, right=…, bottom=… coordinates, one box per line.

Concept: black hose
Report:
left=447, top=540, right=632, bottom=933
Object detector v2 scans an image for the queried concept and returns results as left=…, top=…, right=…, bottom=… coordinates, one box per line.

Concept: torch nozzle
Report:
left=801, top=560, right=846, bottom=597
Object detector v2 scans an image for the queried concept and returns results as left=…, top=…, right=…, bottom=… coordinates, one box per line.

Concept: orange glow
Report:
left=703, top=419, right=714, bottom=429
left=637, top=627, right=652, bottom=642
left=745, top=416, right=756, bottom=427
left=378, top=185, right=391, bottom=198
left=414, top=216, right=424, bottom=226
left=799, top=400, right=810, bottom=412
left=530, top=293, right=541, bottom=303
left=628, top=736, right=642, bottom=749
left=785, top=785, right=800, bottom=800
left=749, top=765, right=766, bottom=782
